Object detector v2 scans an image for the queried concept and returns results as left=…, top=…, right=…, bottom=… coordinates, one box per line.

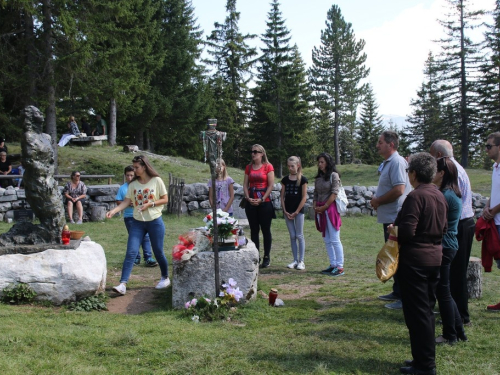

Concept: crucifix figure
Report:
left=200, top=119, right=226, bottom=296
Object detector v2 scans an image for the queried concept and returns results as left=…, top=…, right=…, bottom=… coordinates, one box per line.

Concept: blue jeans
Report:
left=124, top=217, right=152, bottom=261
left=285, top=213, right=305, bottom=262
left=120, top=217, right=168, bottom=283
left=323, top=213, right=344, bottom=268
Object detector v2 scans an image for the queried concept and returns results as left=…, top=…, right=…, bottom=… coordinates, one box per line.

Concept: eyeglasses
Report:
left=133, top=155, right=144, bottom=162
left=74, top=174, right=81, bottom=178
left=486, top=144, right=498, bottom=150
left=251, top=150, right=262, bottom=154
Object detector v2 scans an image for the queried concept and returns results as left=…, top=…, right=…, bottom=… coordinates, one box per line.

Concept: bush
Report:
left=1, top=282, right=37, bottom=304
left=67, top=294, right=108, bottom=312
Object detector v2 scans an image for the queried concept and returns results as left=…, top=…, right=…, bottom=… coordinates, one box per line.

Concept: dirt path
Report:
left=106, top=287, right=158, bottom=314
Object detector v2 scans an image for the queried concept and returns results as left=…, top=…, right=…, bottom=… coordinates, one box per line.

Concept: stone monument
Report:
left=0, top=106, right=106, bottom=304
left=0, top=105, right=65, bottom=247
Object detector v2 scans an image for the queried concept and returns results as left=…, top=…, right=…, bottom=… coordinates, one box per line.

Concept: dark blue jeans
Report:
left=119, top=217, right=168, bottom=283
left=437, top=247, right=463, bottom=340
left=124, top=217, right=152, bottom=261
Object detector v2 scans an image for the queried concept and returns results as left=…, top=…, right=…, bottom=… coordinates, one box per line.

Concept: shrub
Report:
left=1, top=282, right=37, bottom=304
left=67, top=294, right=108, bottom=312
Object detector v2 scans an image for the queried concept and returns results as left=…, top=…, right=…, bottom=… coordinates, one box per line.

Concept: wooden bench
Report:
left=55, top=174, right=115, bottom=184
left=70, top=135, right=108, bottom=146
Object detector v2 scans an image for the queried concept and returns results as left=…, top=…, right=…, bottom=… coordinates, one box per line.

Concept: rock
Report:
left=3, top=188, right=17, bottom=196
left=353, top=185, right=367, bottom=194
left=0, top=195, right=17, bottom=202
left=123, top=145, right=139, bottom=152
left=0, top=241, right=107, bottom=305
left=0, top=202, right=12, bottom=212
left=172, top=241, right=259, bottom=309
left=348, top=206, right=362, bottom=215
left=93, top=195, right=116, bottom=203
left=90, top=206, right=107, bottom=222
left=187, top=201, right=199, bottom=211
left=356, top=197, right=366, bottom=206
left=192, top=183, right=208, bottom=197
left=199, top=200, right=211, bottom=209
left=86, top=184, right=120, bottom=197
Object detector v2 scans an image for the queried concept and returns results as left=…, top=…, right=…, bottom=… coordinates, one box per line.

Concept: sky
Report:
left=190, top=0, right=496, bottom=122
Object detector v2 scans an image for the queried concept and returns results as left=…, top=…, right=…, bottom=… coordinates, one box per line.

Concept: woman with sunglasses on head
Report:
left=106, top=155, right=170, bottom=295
left=243, top=144, right=275, bottom=268
left=433, top=157, right=467, bottom=345
left=63, top=171, right=87, bottom=224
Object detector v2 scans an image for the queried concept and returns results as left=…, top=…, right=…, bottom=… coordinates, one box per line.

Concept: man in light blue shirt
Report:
left=371, top=131, right=412, bottom=309
left=116, top=165, right=157, bottom=267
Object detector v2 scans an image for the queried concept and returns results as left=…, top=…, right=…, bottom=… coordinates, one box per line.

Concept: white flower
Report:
left=228, top=278, right=237, bottom=287
left=192, top=315, right=200, bottom=323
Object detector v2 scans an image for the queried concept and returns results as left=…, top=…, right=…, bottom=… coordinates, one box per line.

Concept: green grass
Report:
left=0, top=214, right=499, bottom=375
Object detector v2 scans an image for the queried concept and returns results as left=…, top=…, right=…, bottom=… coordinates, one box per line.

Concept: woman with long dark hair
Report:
left=243, top=144, right=275, bottom=268
left=313, top=152, right=344, bottom=276
left=433, top=157, right=467, bottom=344
left=106, top=155, right=170, bottom=295
left=63, top=171, right=86, bottom=224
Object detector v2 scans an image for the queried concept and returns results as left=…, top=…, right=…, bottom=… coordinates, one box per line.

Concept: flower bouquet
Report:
left=184, top=278, right=243, bottom=322
left=203, top=209, right=239, bottom=245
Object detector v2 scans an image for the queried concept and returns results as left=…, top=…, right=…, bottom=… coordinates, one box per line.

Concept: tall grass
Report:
left=0, top=214, right=498, bottom=375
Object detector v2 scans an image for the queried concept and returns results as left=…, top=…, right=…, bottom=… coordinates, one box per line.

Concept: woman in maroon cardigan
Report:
left=390, top=152, right=448, bottom=375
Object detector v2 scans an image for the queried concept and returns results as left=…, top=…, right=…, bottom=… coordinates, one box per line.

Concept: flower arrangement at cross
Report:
left=203, top=209, right=239, bottom=241
left=183, top=278, right=243, bottom=322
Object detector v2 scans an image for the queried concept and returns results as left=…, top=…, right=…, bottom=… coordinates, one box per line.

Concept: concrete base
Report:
left=172, top=241, right=259, bottom=309
left=0, top=240, right=107, bottom=305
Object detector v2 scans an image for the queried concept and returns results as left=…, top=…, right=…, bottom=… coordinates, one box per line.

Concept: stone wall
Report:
left=1, top=181, right=489, bottom=222
left=179, top=182, right=489, bottom=220
left=0, top=184, right=119, bottom=223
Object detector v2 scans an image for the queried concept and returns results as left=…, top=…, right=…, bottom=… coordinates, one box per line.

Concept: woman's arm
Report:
left=261, top=170, right=275, bottom=203
left=243, top=173, right=249, bottom=200
left=138, top=193, right=168, bottom=212
left=280, top=182, right=288, bottom=216
left=208, top=186, right=214, bottom=208
left=106, top=198, right=132, bottom=218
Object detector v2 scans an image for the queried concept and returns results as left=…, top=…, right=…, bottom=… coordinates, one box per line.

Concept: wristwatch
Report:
left=151, top=201, right=156, bottom=207
left=261, top=197, right=265, bottom=203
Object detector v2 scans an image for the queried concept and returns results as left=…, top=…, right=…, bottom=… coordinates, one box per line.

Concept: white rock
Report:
left=0, top=241, right=107, bottom=305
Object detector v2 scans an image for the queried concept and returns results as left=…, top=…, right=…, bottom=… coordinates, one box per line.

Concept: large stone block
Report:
left=0, top=195, right=18, bottom=202
left=0, top=202, right=12, bottom=212
left=172, top=242, right=259, bottom=309
left=86, top=184, right=120, bottom=197
left=94, top=195, right=116, bottom=203
left=0, top=241, right=107, bottom=305
left=192, top=183, right=208, bottom=197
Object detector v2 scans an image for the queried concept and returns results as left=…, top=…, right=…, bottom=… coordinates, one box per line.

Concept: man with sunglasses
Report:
left=430, top=140, right=475, bottom=324
left=371, top=130, right=412, bottom=309
left=484, top=132, right=500, bottom=311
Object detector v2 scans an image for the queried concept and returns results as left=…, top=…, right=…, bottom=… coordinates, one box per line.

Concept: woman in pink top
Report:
left=243, top=144, right=275, bottom=268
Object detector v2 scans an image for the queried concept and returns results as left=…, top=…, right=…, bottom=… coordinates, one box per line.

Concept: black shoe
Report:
left=400, top=366, right=436, bottom=375
left=320, top=266, right=334, bottom=274
left=457, top=330, right=468, bottom=342
left=404, top=360, right=413, bottom=366
left=260, top=256, right=270, bottom=268
left=378, top=292, right=400, bottom=301
left=435, top=335, right=457, bottom=345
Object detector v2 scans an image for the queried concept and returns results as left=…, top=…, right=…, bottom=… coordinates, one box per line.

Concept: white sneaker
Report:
left=296, top=261, right=305, bottom=270
left=113, top=283, right=126, bottom=295
left=155, top=277, right=171, bottom=289
left=287, top=261, right=298, bottom=269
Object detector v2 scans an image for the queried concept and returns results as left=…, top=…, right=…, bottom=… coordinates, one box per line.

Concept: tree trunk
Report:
left=108, top=98, right=117, bottom=146
left=459, top=0, right=469, bottom=168
left=467, top=256, right=482, bottom=299
left=42, top=0, right=58, bottom=173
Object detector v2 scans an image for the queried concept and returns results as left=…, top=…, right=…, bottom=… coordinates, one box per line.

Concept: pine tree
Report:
left=357, top=84, right=384, bottom=164
left=478, top=0, right=500, bottom=137
left=406, top=52, right=452, bottom=152
left=144, top=0, right=209, bottom=157
left=204, top=0, right=257, bottom=167
left=436, top=0, right=484, bottom=167
left=309, top=5, right=369, bottom=165
left=249, top=0, right=313, bottom=176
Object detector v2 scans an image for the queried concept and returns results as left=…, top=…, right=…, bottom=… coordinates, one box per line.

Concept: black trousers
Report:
left=383, top=223, right=400, bottom=298
left=450, top=217, right=475, bottom=323
left=399, top=262, right=440, bottom=371
left=245, top=201, right=274, bottom=256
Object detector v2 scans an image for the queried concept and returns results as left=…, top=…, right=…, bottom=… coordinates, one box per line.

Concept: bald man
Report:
left=430, top=140, right=475, bottom=325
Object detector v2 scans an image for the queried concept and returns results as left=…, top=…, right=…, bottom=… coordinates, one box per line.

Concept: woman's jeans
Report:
left=436, top=247, right=463, bottom=340
left=124, top=217, right=152, bottom=261
left=323, top=213, right=344, bottom=268
left=245, top=201, right=274, bottom=256
left=285, top=213, right=305, bottom=262
left=120, top=217, right=168, bottom=283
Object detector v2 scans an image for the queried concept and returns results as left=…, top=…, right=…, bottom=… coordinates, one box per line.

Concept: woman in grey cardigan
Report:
left=313, top=152, right=344, bottom=276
